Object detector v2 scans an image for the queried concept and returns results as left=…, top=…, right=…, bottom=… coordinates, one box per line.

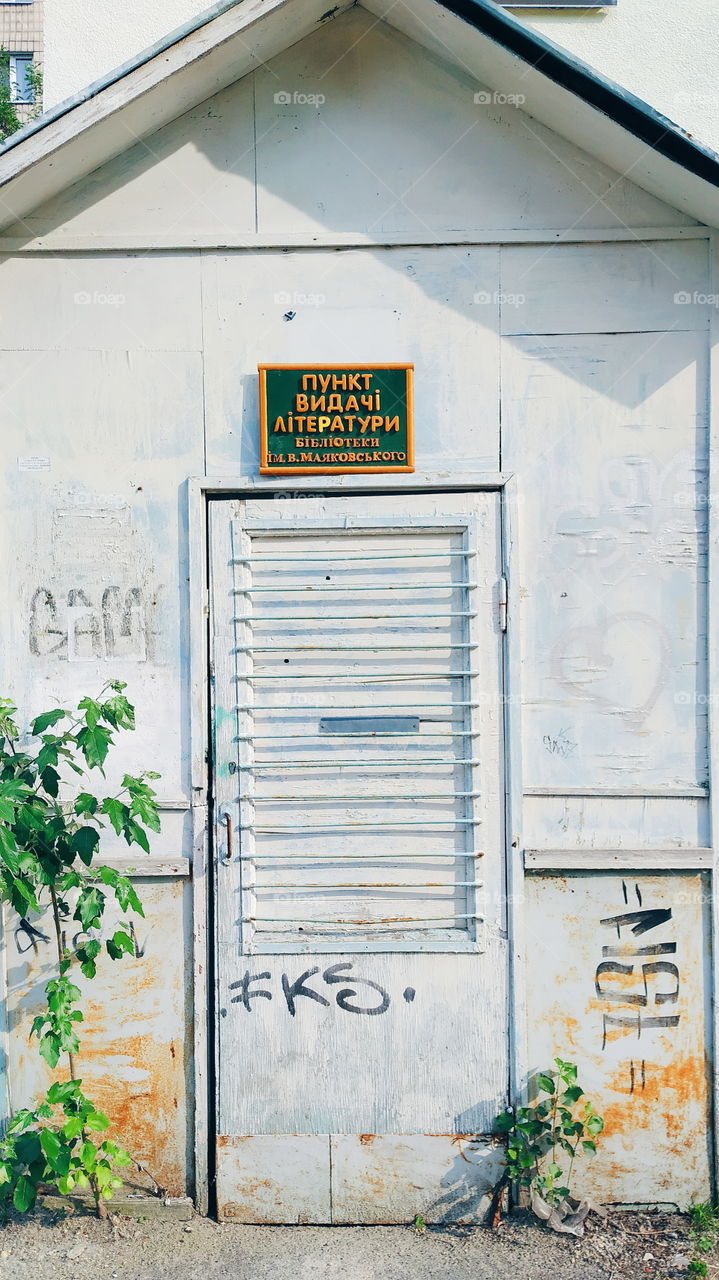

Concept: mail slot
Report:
left=319, top=716, right=420, bottom=734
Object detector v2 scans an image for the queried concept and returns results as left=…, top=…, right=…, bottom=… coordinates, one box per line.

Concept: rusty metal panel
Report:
left=5, top=879, right=192, bottom=1197
left=331, top=1135, right=504, bottom=1225
left=524, top=873, right=711, bottom=1207
left=216, top=1136, right=331, bottom=1223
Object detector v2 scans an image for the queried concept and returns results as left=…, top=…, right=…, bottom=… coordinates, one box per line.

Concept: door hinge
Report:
left=498, top=576, right=508, bottom=632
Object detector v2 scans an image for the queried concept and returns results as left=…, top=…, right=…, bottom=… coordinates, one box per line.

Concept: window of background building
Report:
left=6, top=53, right=34, bottom=103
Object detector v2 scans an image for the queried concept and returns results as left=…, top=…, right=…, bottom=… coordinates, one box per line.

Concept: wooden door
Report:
left=209, top=490, right=508, bottom=1223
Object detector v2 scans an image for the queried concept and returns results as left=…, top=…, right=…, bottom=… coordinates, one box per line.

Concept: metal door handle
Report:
left=221, top=811, right=233, bottom=865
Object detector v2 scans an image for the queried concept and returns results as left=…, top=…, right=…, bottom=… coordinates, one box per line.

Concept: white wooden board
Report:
left=4, top=10, right=693, bottom=243
left=502, top=327, right=708, bottom=792
left=501, top=241, right=710, bottom=336
left=525, top=873, right=711, bottom=1206
left=201, top=247, right=500, bottom=476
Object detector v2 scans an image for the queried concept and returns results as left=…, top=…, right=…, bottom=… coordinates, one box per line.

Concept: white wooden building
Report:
left=1, top=0, right=718, bottom=1221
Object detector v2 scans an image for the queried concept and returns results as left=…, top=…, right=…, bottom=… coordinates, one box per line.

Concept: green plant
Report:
left=0, top=683, right=160, bottom=1216
left=24, top=61, right=43, bottom=121
left=0, top=48, right=21, bottom=142
left=688, top=1202, right=719, bottom=1275
left=494, top=1058, right=604, bottom=1213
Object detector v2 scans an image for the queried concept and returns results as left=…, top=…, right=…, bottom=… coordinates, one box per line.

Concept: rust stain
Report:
left=601, top=1054, right=709, bottom=1144
left=359, top=1134, right=375, bottom=1145
left=75, top=1028, right=185, bottom=1195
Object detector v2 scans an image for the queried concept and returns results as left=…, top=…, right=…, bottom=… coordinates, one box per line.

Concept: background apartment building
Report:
left=0, top=0, right=42, bottom=124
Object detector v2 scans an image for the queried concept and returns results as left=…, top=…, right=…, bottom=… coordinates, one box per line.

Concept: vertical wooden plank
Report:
left=0, top=915, right=10, bottom=1128
left=706, top=229, right=719, bottom=1197
left=502, top=326, right=708, bottom=792
left=501, top=476, right=528, bottom=1106
left=209, top=498, right=244, bottom=1146
left=188, top=478, right=210, bottom=1212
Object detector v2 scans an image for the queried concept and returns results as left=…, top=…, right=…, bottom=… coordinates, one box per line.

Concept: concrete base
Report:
left=39, top=1192, right=194, bottom=1220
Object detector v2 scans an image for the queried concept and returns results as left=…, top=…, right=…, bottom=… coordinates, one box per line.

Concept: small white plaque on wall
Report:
left=17, top=456, right=51, bottom=472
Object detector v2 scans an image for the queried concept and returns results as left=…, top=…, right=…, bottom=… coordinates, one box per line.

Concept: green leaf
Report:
left=0, top=791, right=18, bottom=823
left=74, top=885, right=105, bottom=931
left=39, top=1128, right=62, bottom=1164
left=562, top=1084, right=584, bottom=1105
left=105, top=871, right=144, bottom=918
left=70, top=826, right=100, bottom=866
left=582, top=1140, right=597, bottom=1154
left=85, top=1112, right=109, bottom=1133
left=13, top=1174, right=36, bottom=1213
left=47, top=1079, right=81, bottom=1105
left=38, top=1032, right=61, bottom=1068
left=124, top=819, right=150, bottom=853
left=494, top=1112, right=515, bottom=1133
left=76, top=724, right=112, bottom=771
left=15, top=1132, right=42, bottom=1165
left=586, top=1114, right=605, bottom=1136
left=9, top=877, right=39, bottom=915
left=63, top=1117, right=83, bottom=1140
left=536, top=1073, right=555, bottom=1094
left=31, top=709, right=67, bottom=735
left=106, top=929, right=135, bottom=961
left=129, top=794, right=161, bottom=833
left=102, top=797, right=128, bottom=836
left=74, top=793, right=98, bottom=817
left=37, top=741, right=59, bottom=773
left=40, top=765, right=60, bottom=797
left=0, top=824, right=19, bottom=873
left=80, top=1140, right=97, bottom=1168
left=102, top=696, right=135, bottom=731
left=76, top=938, right=101, bottom=979
left=78, top=697, right=102, bottom=729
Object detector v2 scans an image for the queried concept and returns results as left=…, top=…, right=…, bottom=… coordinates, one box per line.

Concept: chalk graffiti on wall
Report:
left=29, top=586, right=147, bottom=661
left=552, top=613, right=672, bottom=730
left=14, top=914, right=147, bottom=959
left=228, top=963, right=417, bottom=1017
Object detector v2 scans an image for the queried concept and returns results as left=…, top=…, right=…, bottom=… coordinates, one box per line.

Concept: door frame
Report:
left=187, top=470, right=525, bottom=1215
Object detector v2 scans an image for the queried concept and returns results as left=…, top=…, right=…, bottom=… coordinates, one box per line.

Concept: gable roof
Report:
left=1, top=0, right=718, bottom=233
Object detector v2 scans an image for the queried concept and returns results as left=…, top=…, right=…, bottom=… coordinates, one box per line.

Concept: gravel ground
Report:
left=0, top=1208, right=701, bottom=1280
